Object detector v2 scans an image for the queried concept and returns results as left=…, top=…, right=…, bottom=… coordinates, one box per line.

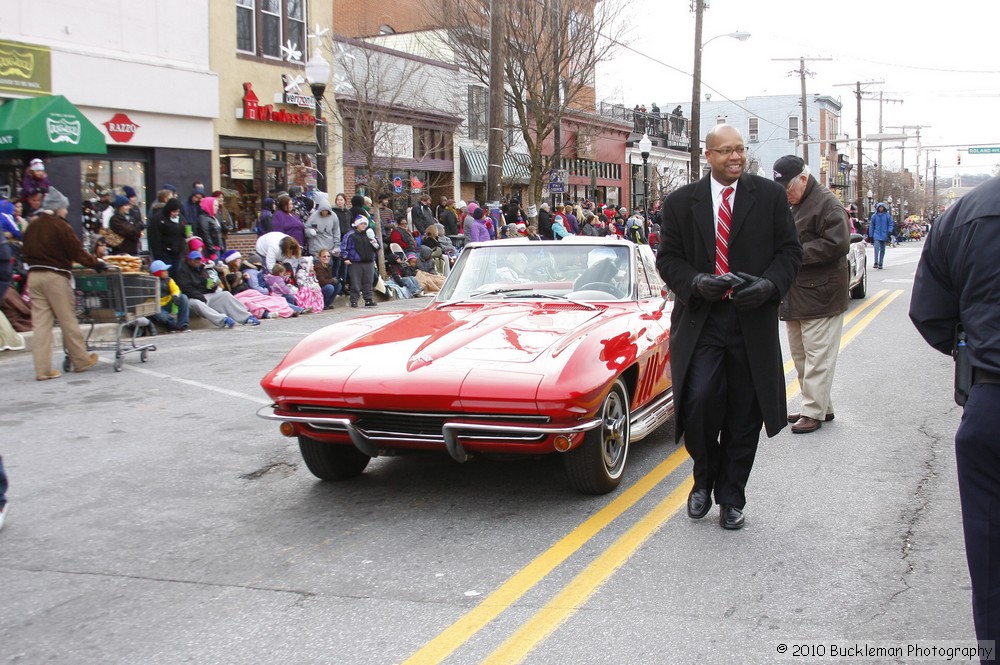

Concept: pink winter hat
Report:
left=466, top=202, right=480, bottom=216
left=199, top=196, right=217, bottom=216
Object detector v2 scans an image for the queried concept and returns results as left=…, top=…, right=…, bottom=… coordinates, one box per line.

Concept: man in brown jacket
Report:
left=22, top=188, right=106, bottom=380
left=773, top=156, right=850, bottom=433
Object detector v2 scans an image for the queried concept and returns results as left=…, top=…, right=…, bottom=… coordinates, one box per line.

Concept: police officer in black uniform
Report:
left=910, top=175, right=1000, bottom=657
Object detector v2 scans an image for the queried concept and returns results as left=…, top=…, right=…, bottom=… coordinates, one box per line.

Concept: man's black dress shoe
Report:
left=787, top=412, right=835, bottom=423
left=687, top=488, right=712, bottom=519
left=719, top=504, right=745, bottom=530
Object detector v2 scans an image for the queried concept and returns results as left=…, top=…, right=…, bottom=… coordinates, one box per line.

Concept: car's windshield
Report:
left=437, top=241, right=634, bottom=302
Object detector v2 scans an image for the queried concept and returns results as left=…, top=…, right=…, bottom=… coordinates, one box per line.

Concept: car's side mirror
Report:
left=658, top=287, right=673, bottom=312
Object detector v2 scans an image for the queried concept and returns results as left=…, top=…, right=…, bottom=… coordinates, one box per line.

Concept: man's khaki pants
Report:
left=29, top=270, right=91, bottom=377
left=786, top=312, right=844, bottom=420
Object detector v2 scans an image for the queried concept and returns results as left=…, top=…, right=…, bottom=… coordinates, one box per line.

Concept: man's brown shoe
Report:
left=791, top=416, right=823, bottom=434
left=787, top=412, right=835, bottom=423
left=36, top=370, right=61, bottom=381
left=74, top=353, right=100, bottom=373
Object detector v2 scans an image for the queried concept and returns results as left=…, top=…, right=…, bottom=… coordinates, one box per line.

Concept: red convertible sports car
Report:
left=259, top=237, right=674, bottom=494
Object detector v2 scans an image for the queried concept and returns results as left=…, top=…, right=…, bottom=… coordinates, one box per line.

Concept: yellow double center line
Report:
left=784, top=289, right=904, bottom=397
left=406, top=288, right=904, bottom=665
left=403, top=445, right=691, bottom=664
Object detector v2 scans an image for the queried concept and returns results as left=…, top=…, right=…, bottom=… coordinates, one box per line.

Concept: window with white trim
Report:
left=236, top=0, right=308, bottom=60
left=788, top=116, right=799, bottom=140
left=468, top=85, right=488, bottom=141
left=748, top=117, right=758, bottom=142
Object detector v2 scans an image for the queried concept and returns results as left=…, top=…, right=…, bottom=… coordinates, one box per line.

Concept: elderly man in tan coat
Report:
left=773, top=155, right=851, bottom=433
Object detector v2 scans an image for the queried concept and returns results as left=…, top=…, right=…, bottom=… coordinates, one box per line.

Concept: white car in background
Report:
left=847, top=233, right=867, bottom=299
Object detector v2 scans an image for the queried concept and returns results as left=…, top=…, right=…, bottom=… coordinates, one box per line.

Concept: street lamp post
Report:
left=305, top=48, right=331, bottom=191
left=639, top=133, right=652, bottom=221
left=689, top=24, right=750, bottom=181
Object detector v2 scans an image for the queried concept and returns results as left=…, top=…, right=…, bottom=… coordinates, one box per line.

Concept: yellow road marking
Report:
left=786, top=290, right=903, bottom=400
left=481, top=477, right=693, bottom=665
left=402, top=445, right=691, bottom=665
left=408, top=288, right=903, bottom=664
left=783, top=289, right=892, bottom=375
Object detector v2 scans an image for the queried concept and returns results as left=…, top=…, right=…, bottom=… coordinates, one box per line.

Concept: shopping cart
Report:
left=68, top=267, right=159, bottom=372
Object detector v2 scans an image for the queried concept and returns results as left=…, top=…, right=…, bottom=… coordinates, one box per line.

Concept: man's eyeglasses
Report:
left=706, top=146, right=747, bottom=156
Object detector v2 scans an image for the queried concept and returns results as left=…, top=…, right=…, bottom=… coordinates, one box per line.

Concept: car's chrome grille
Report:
left=291, top=406, right=550, bottom=440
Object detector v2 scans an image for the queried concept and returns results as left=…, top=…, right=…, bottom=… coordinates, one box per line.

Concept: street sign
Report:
left=968, top=147, right=1000, bottom=154
left=547, top=169, right=569, bottom=194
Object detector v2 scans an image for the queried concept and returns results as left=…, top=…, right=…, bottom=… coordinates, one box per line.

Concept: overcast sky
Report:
left=596, top=0, right=1000, bottom=177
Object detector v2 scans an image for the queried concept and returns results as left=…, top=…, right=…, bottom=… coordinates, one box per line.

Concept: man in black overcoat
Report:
left=656, top=124, right=802, bottom=529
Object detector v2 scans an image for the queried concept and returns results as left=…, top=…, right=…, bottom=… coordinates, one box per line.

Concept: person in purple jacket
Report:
left=270, top=194, right=306, bottom=249
left=467, top=207, right=491, bottom=243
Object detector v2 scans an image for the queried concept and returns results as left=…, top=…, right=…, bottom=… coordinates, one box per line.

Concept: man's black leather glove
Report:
left=691, top=273, right=729, bottom=301
left=94, top=261, right=108, bottom=273
left=732, top=274, right=776, bottom=310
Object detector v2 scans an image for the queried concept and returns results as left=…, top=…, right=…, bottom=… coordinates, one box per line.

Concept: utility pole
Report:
left=773, top=56, right=831, bottom=164
left=486, top=0, right=505, bottom=204
left=833, top=80, right=882, bottom=216
left=874, top=92, right=903, bottom=197
left=887, top=124, right=929, bottom=204
left=689, top=0, right=705, bottom=181
left=551, top=0, right=563, bottom=206
left=931, top=157, right=937, bottom=219
left=922, top=149, right=939, bottom=218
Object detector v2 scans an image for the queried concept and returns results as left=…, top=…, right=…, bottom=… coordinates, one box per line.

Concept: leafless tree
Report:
left=650, top=159, right=689, bottom=202
left=434, top=0, right=629, bottom=212
left=320, top=35, right=460, bottom=275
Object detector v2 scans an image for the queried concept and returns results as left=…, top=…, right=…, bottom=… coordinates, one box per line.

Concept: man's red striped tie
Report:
left=716, top=186, right=734, bottom=275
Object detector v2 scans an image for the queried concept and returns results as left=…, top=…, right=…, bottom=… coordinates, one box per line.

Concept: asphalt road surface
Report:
left=0, top=242, right=982, bottom=664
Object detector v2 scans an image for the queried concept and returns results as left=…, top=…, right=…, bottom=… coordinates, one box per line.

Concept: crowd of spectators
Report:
left=1, top=153, right=662, bottom=342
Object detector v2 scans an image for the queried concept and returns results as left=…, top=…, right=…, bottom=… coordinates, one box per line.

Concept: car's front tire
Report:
left=564, top=378, right=630, bottom=494
left=298, top=436, right=371, bottom=480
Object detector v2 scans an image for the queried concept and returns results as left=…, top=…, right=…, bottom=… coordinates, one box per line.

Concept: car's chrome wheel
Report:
left=565, top=378, right=630, bottom=494
left=298, top=436, right=371, bottom=481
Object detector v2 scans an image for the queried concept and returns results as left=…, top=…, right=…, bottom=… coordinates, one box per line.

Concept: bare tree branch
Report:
left=432, top=0, right=629, bottom=210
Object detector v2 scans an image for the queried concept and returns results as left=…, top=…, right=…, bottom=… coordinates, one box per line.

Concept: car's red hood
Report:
left=269, top=303, right=609, bottom=408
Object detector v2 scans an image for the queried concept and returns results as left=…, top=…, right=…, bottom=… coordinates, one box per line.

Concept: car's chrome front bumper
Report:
left=257, top=406, right=603, bottom=463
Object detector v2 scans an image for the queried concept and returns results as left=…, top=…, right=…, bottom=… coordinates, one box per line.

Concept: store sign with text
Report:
left=238, top=82, right=316, bottom=127
left=229, top=156, right=254, bottom=179
left=0, top=39, right=51, bottom=96
left=279, top=74, right=316, bottom=109
left=103, top=112, right=140, bottom=143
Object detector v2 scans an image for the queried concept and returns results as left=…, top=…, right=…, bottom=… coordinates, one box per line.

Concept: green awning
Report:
left=0, top=95, right=106, bottom=154
left=460, top=147, right=532, bottom=185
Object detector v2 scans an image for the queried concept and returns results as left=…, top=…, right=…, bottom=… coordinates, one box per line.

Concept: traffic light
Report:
left=821, top=156, right=828, bottom=172
left=957, top=152, right=961, bottom=165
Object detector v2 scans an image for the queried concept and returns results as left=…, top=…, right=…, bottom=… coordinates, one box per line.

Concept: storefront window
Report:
left=219, top=149, right=261, bottom=232
left=80, top=158, right=146, bottom=213
left=219, top=138, right=317, bottom=233
left=286, top=151, right=316, bottom=191
left=356, top=168, right=429, bottom=215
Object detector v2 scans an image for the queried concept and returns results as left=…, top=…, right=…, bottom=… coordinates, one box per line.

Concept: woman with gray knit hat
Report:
left=21, top=188, right=106, bottom=380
